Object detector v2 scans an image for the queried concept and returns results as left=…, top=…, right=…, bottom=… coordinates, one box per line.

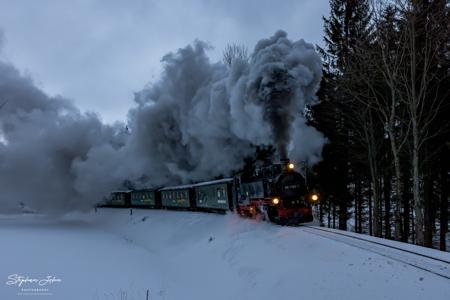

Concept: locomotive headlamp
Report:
left=272, top=197, right=280, bottom=205
left=288, top=163, right=295, bottom=170
left=311, top=194, right=319, bottom=202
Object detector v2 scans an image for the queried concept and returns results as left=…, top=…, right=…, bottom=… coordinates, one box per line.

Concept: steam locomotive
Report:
left=101, top=161, right=318, bottom=225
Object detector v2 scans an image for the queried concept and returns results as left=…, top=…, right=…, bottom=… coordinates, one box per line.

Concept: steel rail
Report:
left=302, top=226, right=450, bottom=280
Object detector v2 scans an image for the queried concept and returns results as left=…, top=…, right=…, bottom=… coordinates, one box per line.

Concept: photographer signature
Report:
left=6, top=274, right=62, bottom=287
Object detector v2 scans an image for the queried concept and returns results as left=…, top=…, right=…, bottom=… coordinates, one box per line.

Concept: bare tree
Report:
left=397, top=0, right=449, bottom=246
left=222, top=43, right=249, bottom=67
left=351, top=102, right=384, bottom=237
left=346, top=1, right=410, bottom=240
left=318, top=0, right=449, bottom=246
left=363, top=0, right=449, bottom=245
left=369, top=6, right=409, bottom=242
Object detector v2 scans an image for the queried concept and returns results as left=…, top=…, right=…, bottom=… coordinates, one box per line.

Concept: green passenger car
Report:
left=194, top=178, right=233, bottom=210
left=160, top=185, right=192, bottom=208
left=102, top=190, right=132, bottom=207
left=130, top=190, right=156, bottom=207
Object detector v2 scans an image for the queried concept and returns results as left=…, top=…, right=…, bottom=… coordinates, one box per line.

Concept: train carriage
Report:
left=101, top=190, right=132, bottom=208
left=193, top=178, right=234, bottom=212
left=160, top=185, right=194, bottom=209
left=130, top=189, right=157, bottom=208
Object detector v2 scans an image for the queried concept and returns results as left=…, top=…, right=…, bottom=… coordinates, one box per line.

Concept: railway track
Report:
left=302, top=226, right=450, bottom=280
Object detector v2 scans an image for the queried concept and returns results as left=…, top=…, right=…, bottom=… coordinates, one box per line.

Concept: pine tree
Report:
left=313, top=0, right=373, bottom=232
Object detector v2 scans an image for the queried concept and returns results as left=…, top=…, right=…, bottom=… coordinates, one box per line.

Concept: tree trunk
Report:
left=412, top=208, right=416, bottom=244
left=355, top=187, right=358, bottom=233
left=379, top=177, right=383, bottom=234
left=357, top=180, right=363, bottom=233
left=373, top=179, right=381, bottom=236
left=332, top=202, right=336, bottom=229
left=370, top=175, right=382, bottom=237
left=391, top=140, right=403, bottom=241
left=440, top=153, right=448, bottom=251
left=402, top=175, right=411, bottom=243
left=368, top=183, right=373, bottom=236
left=423, top=172, right=434, bottom=248
left=319, top=198, right=324, bottom=226
left=384, top=172, right=392, bottom=239
left=412, top=120, right=424, bottom=246
left=365, top=115, right=382, bottom=237
left=339, top=198, right=347, bottom=230
left=327, top=197, right=331, bottom=228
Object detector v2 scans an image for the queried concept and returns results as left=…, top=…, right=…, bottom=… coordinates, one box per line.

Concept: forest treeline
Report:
left=310, top=0, right=450, bottom=250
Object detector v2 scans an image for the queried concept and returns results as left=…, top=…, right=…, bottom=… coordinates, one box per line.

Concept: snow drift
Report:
left=1, top=210, right=449, bottom=300
left=0, top=30, right=325, bottom=213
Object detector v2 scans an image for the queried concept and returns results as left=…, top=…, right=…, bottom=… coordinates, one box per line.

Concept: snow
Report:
left=159, top=178, right=233, bottom=191
left=189, top=178, right=233, bottom=187
left=308, top=225, right=450, bottom=262
left=1, top=209, right=450, bottom=300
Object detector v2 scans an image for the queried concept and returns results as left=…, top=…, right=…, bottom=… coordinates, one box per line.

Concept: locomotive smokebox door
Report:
left=277, top=172, right=307, bottom=199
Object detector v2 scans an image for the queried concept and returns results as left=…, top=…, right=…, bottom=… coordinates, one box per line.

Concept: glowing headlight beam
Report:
left=272, top=197, right=280, bottom=205
left=311, top=194, right=319, bottom=202
left=288, top=163, right=295, bottom=170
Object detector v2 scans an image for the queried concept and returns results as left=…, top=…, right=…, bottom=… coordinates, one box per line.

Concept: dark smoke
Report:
left=248, top=31, right=324, bottom=160
left=256, top=67, right=294, bottom=159
left=0, top=30, right=325, bottom=214
left=128, top=31, right=325, bottom=185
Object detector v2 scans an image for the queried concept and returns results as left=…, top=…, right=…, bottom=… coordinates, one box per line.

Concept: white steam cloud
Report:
left=0, top=30, right=325, bottom=214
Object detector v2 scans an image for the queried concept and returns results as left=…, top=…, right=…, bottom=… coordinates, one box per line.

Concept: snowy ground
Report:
left=1, top=209, right=450, bottom=300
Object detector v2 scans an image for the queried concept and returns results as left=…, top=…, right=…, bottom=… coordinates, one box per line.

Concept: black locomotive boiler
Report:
left=237, top=161, right=316, bottom=225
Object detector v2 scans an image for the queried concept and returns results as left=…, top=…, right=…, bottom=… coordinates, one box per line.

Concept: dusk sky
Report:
left=0, top=0, right=329, bottom=123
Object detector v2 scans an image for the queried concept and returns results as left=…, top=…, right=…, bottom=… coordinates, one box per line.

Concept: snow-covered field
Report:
left=1, top=209, right=449, bottom=300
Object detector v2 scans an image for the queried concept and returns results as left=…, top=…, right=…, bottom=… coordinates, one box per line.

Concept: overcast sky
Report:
left=0, top=0, right=330, bottom=123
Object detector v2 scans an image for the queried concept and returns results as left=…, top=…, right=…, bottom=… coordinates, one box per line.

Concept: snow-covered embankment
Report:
left=1, top=209, right=449, bottom=300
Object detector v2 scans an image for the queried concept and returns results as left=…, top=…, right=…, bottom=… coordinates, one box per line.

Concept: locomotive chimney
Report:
left=280, top=157, right=294, bottom=172
left=280, top=157, right=290, bottom=165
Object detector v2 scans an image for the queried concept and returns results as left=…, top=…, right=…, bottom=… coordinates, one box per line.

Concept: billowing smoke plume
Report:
left=128, top=30, right=324, bottom=184
left=0, top=59, right=130, bottom=213
left=250, top=32, right=323, bottom=159
left=0, top=30, right=325, bottom=214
